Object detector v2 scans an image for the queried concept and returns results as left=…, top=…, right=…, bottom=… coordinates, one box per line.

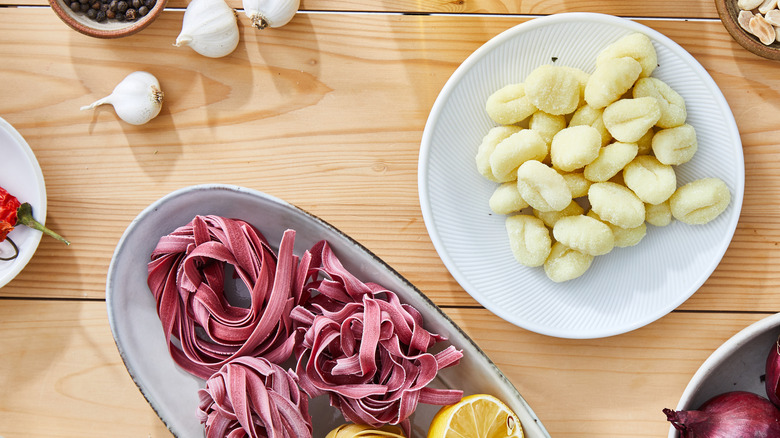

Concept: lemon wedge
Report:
left=427, top=394, right=524, bottom=438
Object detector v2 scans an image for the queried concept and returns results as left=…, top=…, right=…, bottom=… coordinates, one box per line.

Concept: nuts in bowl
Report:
left=715, top=0, right=780, bottom=60
left=49, top=0, right=166, bottom=38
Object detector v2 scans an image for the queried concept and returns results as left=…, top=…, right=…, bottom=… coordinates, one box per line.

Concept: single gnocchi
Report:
left=569, top=104, right=611, bottom=146
left=560, top=171, right=592, bottom=198
left=622, top=155, right=677, bottom=205
left=632, top=77, right=687, bottom=128
left=588, top=181, right=646, bottom=228
left=490, top=129, right=548, bottom=182
left=550, top=125, right=602, bottom=172
left=596, top=32, right=658, bottom=78
left=516, top=160, right=572, bottom=212
left=524, top=65, right=581, bottom=115
left=669, top=178, right=731, bottom=225
left=530, top=111, right=567, bottom=145
left=645, top=200, right=673, bottom=227
left=652, top=124, right=698, bottom=165
left=485, top=83, right=537, bottom=125
left=544, top=242, right=594, bottom=283
left=476, top=125, right=524, bottom=181
left=552, top=214, right=615, bottom=256
left=587, top=210, right=646, bottom=247
left=583, top=141, right=638, bottom=182
left=533, top=200, right=585, bottom=228
left=489, top=182, right=530, bottom=215
left=602, top=97, right=661, bottom=143
left=584, top=56, right=642, bottom=109
left=505, top=215, right=552, bottom=267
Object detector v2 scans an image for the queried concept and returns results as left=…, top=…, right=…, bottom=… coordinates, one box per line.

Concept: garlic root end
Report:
left=249, top=13, right=269, bottom=29
left=80, top=96, right=111, bottom=111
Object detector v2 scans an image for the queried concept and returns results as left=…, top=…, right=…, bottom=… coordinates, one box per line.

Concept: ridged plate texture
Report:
left=418, top=13, right=744, bottom=339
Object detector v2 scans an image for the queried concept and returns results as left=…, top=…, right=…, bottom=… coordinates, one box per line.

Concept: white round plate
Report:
left=0, top=117, right=46, bottom=289
left=418, top=13, right=744, bottom=339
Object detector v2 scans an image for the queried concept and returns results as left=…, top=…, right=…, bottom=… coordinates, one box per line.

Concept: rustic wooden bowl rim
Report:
left=48, top=0, right=167, bottom=39
left=715, top=0, right=780, bottom=61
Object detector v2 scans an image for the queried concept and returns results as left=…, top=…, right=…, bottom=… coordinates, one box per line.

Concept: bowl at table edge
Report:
left=49, top=0, right=166, bottom=38
left=715, top=0, right=780, bottom=60
left=668, top=312, right=780, bottom=437
left=106, top=184, right=551, bottom=438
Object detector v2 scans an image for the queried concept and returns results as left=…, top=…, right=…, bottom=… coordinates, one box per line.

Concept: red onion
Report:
left=767, top=334, right=780, bottom=409
left=664, top=391, right=780, bottom=437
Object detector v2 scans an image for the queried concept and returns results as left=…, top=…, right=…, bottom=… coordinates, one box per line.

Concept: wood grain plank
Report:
left=4, top=1, right=721, bottom=18
left=0, top=11, right=778, bottom=313
left=0, top=299, right=768, bottom=437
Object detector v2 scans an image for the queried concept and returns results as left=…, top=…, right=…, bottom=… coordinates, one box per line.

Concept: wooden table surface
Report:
left=1, top=0, right=778, bottom=436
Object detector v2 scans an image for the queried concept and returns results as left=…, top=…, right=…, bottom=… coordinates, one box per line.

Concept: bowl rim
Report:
left=714, top=0, right=780, bottom=61
left=48, top=0, right=167, bottom=39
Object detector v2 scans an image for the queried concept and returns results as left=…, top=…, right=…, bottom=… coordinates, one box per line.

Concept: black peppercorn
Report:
left=108, top=0, right=117, bottom=10
left=106, top=9, right=115, bottom=18
left=79, top=3, right=90, bottom=11
left=115, top=11, right=125, bottom=20
left=100, top=3, right=108, bottom=11
left=138, top=5, right=148, bottom=15
left=69, top=1, right=80, bottom=10
left=143, top=0, right=155, bottom=8
left=131, top=0, right=141, bottom=9
left=125, top=8, right=137, bottom=20
left=91, top=2, right=100, bottom=9
left=95, top=10, right=107, bottom=21
left=117, top=1, right=127, bottom=12
left=86, top=8, right=97, bottom=18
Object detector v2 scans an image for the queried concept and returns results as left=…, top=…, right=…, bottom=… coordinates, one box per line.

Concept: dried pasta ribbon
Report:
left=147, top=215, right=311, bottom=379
left=291, top=240, right=464, bottom=430
left=198, top=356, right=312, bottom=438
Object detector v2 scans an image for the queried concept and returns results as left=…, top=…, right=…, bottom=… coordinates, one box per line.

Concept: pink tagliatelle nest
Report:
left=291, top=240, right=464, bottom=431
left=147, top=215, right=312, bottom=379
left=198, top=356, right=313, bottom=438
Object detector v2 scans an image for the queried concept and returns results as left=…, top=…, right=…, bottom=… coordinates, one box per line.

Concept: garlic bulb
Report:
left=175, top=0, right=239, bottom=58
left=80, top=71, right=163, bottom=126
left=242, top=0, right=299, bottom=29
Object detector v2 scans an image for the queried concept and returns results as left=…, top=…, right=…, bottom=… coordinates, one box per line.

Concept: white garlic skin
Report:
left=242, top=0, right=299, bottom=29
left=80, top=71, right=164, bottom=126
left=175, top=0, right=239, bottom=58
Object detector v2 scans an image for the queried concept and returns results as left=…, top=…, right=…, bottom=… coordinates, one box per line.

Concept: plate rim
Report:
left=418, top=12, right=745, bottom=339
left=0, top=116, right=46, bottom=289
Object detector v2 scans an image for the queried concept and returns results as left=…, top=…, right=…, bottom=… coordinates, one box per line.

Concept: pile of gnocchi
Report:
left=476, top=32, right=731, bottom=283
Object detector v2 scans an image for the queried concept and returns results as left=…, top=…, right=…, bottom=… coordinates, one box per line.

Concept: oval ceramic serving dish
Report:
left=106, top=184, right=550, bottom=438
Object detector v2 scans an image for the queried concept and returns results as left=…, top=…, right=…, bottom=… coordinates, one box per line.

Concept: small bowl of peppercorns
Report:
left=49, top=0, right=166, bottom=38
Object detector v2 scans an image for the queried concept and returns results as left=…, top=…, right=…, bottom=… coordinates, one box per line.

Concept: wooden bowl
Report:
left=715, top=0, right=780, bottom=60
left=49, top=0, right=166, bottom=39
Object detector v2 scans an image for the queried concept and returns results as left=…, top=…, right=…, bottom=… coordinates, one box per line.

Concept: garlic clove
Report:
left=175, top=0, right=239, bottom=58
left=80, top=71, right=163, bottom=126
left=242, top=0, right=299, bottom=29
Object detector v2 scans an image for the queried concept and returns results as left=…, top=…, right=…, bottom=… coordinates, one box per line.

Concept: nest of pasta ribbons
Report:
left=147, top=215, right=463, bottom=437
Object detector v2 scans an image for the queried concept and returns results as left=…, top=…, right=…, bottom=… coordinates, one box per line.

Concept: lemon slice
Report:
left=427, top=394, right=524, bottom=438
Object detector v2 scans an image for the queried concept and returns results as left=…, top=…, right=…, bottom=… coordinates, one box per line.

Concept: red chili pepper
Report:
left=0, top=187, right=69, bottom=260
